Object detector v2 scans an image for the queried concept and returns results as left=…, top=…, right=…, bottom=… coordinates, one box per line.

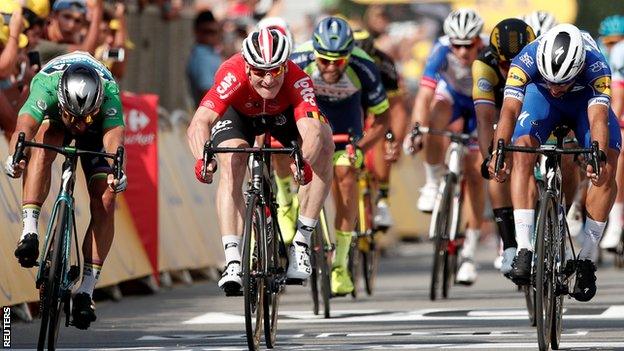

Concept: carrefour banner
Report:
left=121, top=92, right=159, bottom=277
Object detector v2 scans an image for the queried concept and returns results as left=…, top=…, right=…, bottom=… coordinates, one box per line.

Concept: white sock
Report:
left=21, top=204, right=41, bottom=239
left=222, top=235, right=241, bottom=264
left=75, top=262, right=102, bottom=297
left=609, top=202, right=624, bottom=227
left=514, top=209, right=535, bottom=251
left=294, top=215, right=317, bottom=247
left=462, top=228, right=480, bottom=259
left=579, top=218, right=606, bottom=260
left=424, top=162, right=443, bottom=185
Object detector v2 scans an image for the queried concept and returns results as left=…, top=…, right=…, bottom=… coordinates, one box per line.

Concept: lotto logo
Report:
left=293, top=77, right=316, bottom=106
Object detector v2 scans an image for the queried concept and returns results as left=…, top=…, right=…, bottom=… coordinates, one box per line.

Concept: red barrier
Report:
left=121, top=92, right=159, bottom=279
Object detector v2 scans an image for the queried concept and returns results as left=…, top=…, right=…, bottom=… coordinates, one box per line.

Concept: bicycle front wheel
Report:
left=523, top=285, right=536, bottom=327
left=430, top=174, right=453, bottom=301
left=38, top=203, right=69, bottom=351
left=348, top=234, right=360, bottom=299
left=551, top=206, right=566, bottom=349
left=361, top=189, right=379, bottom=296
left=535, top=195, right=557, bottom=351
left=243, top=193, right=264, bottom=351
left=264, top=207, right=282, bottom=348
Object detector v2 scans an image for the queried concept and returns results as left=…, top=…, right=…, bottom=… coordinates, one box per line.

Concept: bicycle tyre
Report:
left=430, top=174, right=453, bottom=301
left=550, top=206, right=566, bottom=349
left=38, top=203, right=69, bottom=351
left=264, top=208, right=280, bottom=349
left=311, top=219, right=331, bottom=318
left=362, top=191, right=379, bottom=296
left=523, top=285, right=537, bottom=327
left=243, top=193, right=264, bottom=351
left=535, top=195, right=556, bottom=351
left=348, top=235, right=360, bottom=299
left=310, top=229, right=320, bottom=315
left=442, top=246, right=458, bottom=299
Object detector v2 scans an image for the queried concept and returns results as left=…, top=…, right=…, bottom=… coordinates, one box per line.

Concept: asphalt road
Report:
left=8, top=240, right=624, bottom=351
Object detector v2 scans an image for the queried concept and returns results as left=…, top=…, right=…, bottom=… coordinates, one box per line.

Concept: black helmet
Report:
left=57, top=63, right=103, bottom=120
left=490, top=18, right=536, bottom=62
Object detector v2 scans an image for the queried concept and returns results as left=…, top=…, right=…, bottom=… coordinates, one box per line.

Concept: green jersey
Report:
left=19, top=51, right=124, bottom=130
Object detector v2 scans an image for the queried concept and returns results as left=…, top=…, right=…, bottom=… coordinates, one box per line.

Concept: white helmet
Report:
left=522, top=11, right=556, bottom=37
left=443, top=8, right=484, bottom=45
left=242, top=28, right=291, bottom=70
left=536, top=24, right=586, bottom=84
left=257, top=17, right=294, bottom=48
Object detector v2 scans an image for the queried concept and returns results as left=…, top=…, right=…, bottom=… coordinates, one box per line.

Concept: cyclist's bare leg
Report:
left=274, top=154, right=291, bottom=178
left=511, top=135, right=539, bottom=252
left=600, top=130, right=624, bottom=249
left=424, top=99, right=453, bottom=165
left=22, top=121, right=65, bottom=208
left=215, top=138, right=250, bottom=239
left=561, top=146, right=580, bottom=209
left=296, top=119, right=334, bottom=219
left=332, top=165, right=358, bottom=232
left=459, top=150, right=485, bottom=279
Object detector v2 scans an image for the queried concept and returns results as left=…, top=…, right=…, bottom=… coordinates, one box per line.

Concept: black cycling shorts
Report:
left=210, top=107, right=300, bottom=147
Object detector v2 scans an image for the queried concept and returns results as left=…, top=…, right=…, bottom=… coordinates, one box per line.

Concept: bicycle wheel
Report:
left=348, top=235, right=360, bottom=299
left=310, top=220, right=331, bottom=318
left=535, top=195, right=557, bottom=351
left=310, top=230, right=320, bottom=315
left=361, top=190, right=379, bottom=296
left=243, top=194, right=264, bottom=351
left=523, top=285, right=537, bottom=327
left=442, top=240, right=458, bottom=299
left=38, top=203, right=69, bottom=351
left=430, top=174, right=453, bottom=301
left=264, top=209, right=281, bottom=349
left=551, top=207, right=566, bottom=349
left=615, top=232, right=624, bottom=269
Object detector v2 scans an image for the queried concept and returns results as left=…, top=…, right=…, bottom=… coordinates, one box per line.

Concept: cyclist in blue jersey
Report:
left=491, top=24, right=621, bottom=302
left=290, top=16, right=393, bottom=296
left=597, top=15, right=624, bottom=250
left=403, top=8, right=487, bottom=285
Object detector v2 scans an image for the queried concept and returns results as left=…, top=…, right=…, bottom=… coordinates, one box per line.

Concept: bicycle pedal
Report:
left=285, top=278, right=304, bottom=285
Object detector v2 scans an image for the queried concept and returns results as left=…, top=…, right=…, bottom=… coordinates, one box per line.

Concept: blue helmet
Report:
left=599, top=15, right=624, bottom=37
left=312, top=16, right=354, bottom=58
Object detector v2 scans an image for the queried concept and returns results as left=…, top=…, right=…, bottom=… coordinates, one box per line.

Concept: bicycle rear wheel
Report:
left=310, top=219, right=331, bottom=318
left=243, top=194, right=264, bottom=351
left=550, top=207, right=566, bottom=349
left=535, top=195, right=557, bottom=351
left=442, top=241, right=458, bottom=299
left=430, top=174, right=453, bottom=301
left=348, top=234, right=360, bottom=299
left=361, top=189, right=379, bottom=296
left=38, top=203, right=69, bottom=351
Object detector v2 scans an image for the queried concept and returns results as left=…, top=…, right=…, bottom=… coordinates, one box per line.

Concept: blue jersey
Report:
left=421, top=35, right=488, bottom=97
left=504, top=32, right=612, bottom=108
left=290, top=42, right=389, bottom=139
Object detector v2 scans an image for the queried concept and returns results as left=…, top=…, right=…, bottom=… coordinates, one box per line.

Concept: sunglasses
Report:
left=316, top=56, right=349, bottom=67
left=451, top=42, right=475, bottom=50
left=249, top=65, right=285, bottom=78
left=62, top=110, right=96, bottom=126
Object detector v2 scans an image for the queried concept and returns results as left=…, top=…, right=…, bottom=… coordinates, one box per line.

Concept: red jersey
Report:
left=200, top=54, right=325, bottom=123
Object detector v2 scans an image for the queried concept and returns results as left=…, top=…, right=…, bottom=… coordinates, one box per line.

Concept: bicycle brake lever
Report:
left=13, top=132, right=26, bottom=166
left=115, top=146, right=124, bottom=180
left=202, top=141, right=214, bottom=180
left=495, top=139, right=505, bottom=174
left=590, top=141, right=601, bottom=177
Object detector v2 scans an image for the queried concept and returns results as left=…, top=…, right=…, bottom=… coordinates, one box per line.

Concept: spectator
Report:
left=1, top=2, right=33, bottom=140
left=186, top=10, right=222, bottom=106
left=35, top=0, right=103, bottom=64
left=95, top=2, right=130, bottom=80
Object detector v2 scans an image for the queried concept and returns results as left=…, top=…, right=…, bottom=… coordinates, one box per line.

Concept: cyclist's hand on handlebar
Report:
left=195, top=158, right=217, bottom=184
left=384, top=139, right=400, bottom=162
left=4, top=155, right=26, bottom=178
left=586, top=163, right=606, bottom=186
left=402, top=133, right=423, bottom=156
left=107, top=172, right=128, bottom=193
left=488, top=151, right=510, bottom=182
left=480, top=154, right=492, bottom=180
left=291, top=160, right=313, bottom=185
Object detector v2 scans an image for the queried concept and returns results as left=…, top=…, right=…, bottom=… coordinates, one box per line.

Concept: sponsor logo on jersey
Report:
left=477, top=78, right=493, bottom=92
left=36, top=100, right=47, bottom=111
left=518, top=111, right=530, bottom=127
left=519, top=52, right=534, bottom=67
left=293, top=76, right=317, bottom=106
left=105, top=108, right=117, bottom=116
left=589, top=61, right=608, bottom=73
left=589, top=96, right=610, bottom=106
left=506, top=66, right=529, bottom=87
left=274, top=114, right=287, bottom=126
left=591, top=75, right=611, bottom=96
left=203, top=99, right=216, bottom=109
left=216, top=72, right=239, bottom=99
left=504, top=88, right=525, bottom=101
left=211, top=119, right=233, bottom=135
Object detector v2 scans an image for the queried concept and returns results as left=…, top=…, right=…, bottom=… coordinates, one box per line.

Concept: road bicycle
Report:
left=494, top=125, right=601, bottom=351
left=309, top=208, right=333, bottom=318
left=202, top=138, right=305, bottom=350
left=11, top=132, right=124, bottom=351
left=407, top=125, right=472, bottom=301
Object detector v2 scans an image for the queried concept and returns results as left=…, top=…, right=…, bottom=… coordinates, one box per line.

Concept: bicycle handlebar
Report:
left=494, top=138, right=601, bottom=177
left=12, top=132, right=125, bottom=180
left=202, top=140, right=306, bottom=180
left=409, top=123, right=473, bottom=144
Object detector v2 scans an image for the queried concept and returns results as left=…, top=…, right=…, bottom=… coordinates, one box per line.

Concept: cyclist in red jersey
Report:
left=187, top=28, right=334, bottom=295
